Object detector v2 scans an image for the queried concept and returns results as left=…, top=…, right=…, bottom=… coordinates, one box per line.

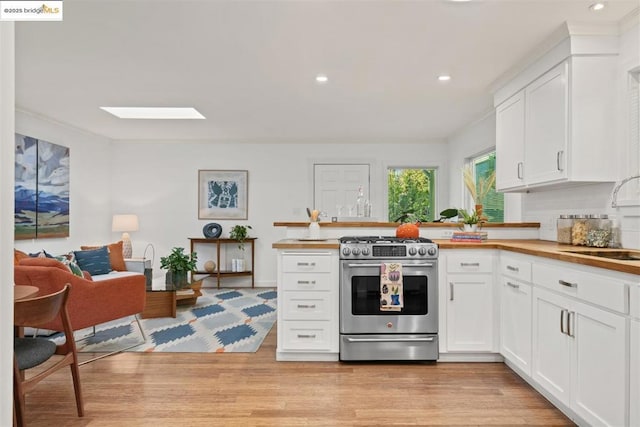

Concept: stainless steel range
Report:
left=339, top=236, right=439, bottom=361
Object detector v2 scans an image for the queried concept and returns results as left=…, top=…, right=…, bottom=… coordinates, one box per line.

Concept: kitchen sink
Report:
left=562, top=250, right=640, bottom=261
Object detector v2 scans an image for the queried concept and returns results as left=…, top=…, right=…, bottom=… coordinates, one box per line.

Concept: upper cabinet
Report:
left=494, top=31, right=619, bottom=192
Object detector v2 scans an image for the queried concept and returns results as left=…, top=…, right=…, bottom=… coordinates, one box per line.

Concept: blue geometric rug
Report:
left=65, top=288, right=277, bottom=353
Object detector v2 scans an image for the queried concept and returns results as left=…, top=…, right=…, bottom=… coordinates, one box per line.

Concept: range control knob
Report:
left=352, top=247, right=361, bottom=256
left=408, top=247, right=417, bottom=256
left=427, top=247, right=437, bottom=256
left=342, top=247, right=351, bottom=256
left=361, top=247, right=370, bottom=256
left=418, top=247, right=427, bottom=256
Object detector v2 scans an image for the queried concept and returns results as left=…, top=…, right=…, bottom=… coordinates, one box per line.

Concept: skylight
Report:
left=100, top=107, right=205, bottom=119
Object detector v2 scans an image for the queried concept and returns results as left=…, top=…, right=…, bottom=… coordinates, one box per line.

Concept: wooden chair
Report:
left=14, top=284, right=84, bottom=426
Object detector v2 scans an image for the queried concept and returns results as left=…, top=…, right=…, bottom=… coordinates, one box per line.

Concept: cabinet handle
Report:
left=449, top=282, right=454, bottom=301
left=517, top=162, right=524, bottom=179
left=557, top=151, right=564, bottom=171
left=560, top=309, right=568, bottom=334
left=506, top=281, right=519, bottom=289
left=297, top=304, right=317, bottom=309
left=297, top=262, right=316, bottom=267
left=297, top=334, right=316, bottom=339
left=567, top=311, right=575, bottom=338
left=506, top=265, right=519, bottom=272
left=558, top=279, right=577, bottom=288
left=460, top=262, right=480, bottom=267
left=296, top=280, right=317, bottom=285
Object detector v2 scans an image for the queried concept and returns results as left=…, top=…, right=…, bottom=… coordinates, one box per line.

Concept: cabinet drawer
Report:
left=532, top=263, right=627, bottom=314
left=500, top=256, right=532, bottom=282
left=281, top=272, right=331, bottom=292
left=446, top=254, right=493, bottom=273
left=282, top=255, right=332, bottom=273
left=282, top=292, right=332, bottom=321
left=280, top=321, right=334, bottom=351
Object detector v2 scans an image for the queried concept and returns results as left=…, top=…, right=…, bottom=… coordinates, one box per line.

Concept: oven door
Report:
left=340, top=259, right=438, bottom=334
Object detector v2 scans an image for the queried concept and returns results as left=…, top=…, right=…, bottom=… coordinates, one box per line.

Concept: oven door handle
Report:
left=346, top=263, right=435, bottom=268
left=345, top=337, right=435, bottom=343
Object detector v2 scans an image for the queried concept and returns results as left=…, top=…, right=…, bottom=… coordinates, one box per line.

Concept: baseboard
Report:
left=276, top=350, right=339, bottom=362
left=438, top=352, right=504, bottom=362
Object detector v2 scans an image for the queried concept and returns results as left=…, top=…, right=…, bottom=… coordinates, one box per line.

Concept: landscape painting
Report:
left=15, top=133, right=70, bottom=240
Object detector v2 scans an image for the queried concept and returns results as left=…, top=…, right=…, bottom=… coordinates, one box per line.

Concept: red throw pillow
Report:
left=80, top=241, right=127, bottom=271
left=14, top=249, right=28, bottom=265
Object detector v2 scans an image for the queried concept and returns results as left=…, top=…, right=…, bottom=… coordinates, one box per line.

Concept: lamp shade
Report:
left=112, top=214, right=139, bottom=232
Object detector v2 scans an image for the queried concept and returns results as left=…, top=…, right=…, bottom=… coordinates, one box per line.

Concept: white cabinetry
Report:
left=495, top=50, right=617, bottom=192
left=631, top=284, right=640, bottom=427
left=532, top=263, right=628, bottom=427
left=499, top=255, right=532, bottom=376
left=443, top=251, right=497, bottom=353
left=276, top=249, right=339, bottom=361
left=496, top=90, right=525, bottom=190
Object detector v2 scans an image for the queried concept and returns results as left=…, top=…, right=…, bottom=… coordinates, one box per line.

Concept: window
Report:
left=388, top=168, right=436, bottom=222
left=468, top=151, right=504, bottom=222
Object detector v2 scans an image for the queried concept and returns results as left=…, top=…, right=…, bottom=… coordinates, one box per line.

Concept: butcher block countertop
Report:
left=272, top=239, right=640, bottom=276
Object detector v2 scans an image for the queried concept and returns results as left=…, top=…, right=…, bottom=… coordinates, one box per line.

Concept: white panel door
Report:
left=532, top=287, right=572, bottom=407
left=525, top=61, right=569, bottom=185
left=495, top=90, right=526, bottom=191
left=571, top=300, right=627, bottom=427
left=631, top=320, right=640, bottom=427
left=313, top=164, right=370, bottom=218
left=500, top=277, right=532, bottom=376
left=446, top=274, right=494, bottom=352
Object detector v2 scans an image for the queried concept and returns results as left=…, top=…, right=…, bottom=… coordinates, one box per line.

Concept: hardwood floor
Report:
left=21, top=327, right=574, bottom=426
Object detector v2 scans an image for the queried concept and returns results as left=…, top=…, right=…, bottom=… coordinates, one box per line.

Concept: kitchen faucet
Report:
left=610, top=174, right=640, bottom=208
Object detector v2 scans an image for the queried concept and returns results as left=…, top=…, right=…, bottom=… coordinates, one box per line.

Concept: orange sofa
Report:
left=14, top=258, right=146, bottom=332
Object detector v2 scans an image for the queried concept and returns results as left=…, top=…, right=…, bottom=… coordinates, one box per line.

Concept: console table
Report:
left=189, top=237, right=256, bottom=288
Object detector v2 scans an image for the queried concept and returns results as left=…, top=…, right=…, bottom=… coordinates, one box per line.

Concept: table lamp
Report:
left=112, top=214, right=139, bottom=258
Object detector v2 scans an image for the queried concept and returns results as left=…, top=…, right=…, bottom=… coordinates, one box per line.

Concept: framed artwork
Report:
left=15, top=133, right=70, bottom=239
left=198, top=170, right=248, bottom=220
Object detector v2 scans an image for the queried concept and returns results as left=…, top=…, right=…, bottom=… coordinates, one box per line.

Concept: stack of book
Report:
left=450, top=231, right=488, bottom=243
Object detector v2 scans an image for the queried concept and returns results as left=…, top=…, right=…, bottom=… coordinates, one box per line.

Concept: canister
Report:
left=571, top=214, right=589, bottom=246
left=557, top=214, right=573, bottom=244
left=586, top=214, right=612, bottom=248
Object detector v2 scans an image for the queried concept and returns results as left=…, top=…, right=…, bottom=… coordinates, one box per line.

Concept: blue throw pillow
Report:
left=73, top=246, right=111, bottom=276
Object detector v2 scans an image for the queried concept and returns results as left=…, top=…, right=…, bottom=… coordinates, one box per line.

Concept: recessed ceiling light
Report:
left=438, top=75, right=452, bottom=82
left=590, top=2, right=605, bottom=11
left=315, top=74, right=328, bottom=84
left=99, top=107, right=205, bottom=119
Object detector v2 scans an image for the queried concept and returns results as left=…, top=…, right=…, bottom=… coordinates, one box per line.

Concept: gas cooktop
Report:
left=339, top=236, right=434, bottom=244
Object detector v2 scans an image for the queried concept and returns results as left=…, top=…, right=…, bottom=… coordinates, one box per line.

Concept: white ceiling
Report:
left=15, top=0, right=639, bottom=142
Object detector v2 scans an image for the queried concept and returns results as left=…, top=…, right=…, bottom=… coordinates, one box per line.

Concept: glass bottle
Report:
left=356, top=186, right=365, bottom=217
left=556, top=214, right=573, bottom=245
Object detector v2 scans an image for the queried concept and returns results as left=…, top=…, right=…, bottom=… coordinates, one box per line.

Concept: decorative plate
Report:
left=202, top=223, right=222, bottom=238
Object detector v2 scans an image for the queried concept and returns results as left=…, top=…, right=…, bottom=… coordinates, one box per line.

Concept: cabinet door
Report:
left=525, top=61, right=568, bottom=186
left=446, top=274, right=494, bottom=352
left=496, top=90, right=526, bottom=191
left=571, top=300, right=627, bottom=427
left=500, top=277, right=532, bottom=376
left=631, top=320, right=640, bottom=427
left=532, top=287, right=572, bottom=406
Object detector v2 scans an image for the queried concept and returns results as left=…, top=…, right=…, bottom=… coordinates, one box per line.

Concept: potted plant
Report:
left=229, top=224, right=252, bottom=250
left=463, top=166, right=495, bottom=220
left=160, top=247, right=197, bottom=288
left=458, top=208, right=481, bottom=232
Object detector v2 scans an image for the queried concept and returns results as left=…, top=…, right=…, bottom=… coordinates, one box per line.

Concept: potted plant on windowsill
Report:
left=463, top=166, right=495, bottom=221
left=160, top=247, right=197, bottom=289
left=458, top=209, right=481, bottom=232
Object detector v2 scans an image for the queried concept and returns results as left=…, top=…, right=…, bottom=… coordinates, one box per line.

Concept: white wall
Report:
left=13, top=111, right=114, bottom=254
left=110, top=140, right=448, bottom=286
left=0, top=21, right=14, bottom=427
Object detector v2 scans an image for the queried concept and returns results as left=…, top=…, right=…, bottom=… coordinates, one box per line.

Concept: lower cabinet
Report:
left=631, top=319, right=639, bottom=427
left=532, top=286, right=627, bottom=426
left=500, top=276, right=532, bottom=376
left=276, top=249, right=339, bottom=361
left=444, top=251, right=496, bottom=353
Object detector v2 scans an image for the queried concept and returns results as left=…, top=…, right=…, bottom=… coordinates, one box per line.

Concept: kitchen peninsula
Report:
left=273, top=223, right=640, bottom=426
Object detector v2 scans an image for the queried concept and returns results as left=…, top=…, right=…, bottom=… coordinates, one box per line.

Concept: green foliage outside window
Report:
left=388, top=168, right=436, bottom=222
